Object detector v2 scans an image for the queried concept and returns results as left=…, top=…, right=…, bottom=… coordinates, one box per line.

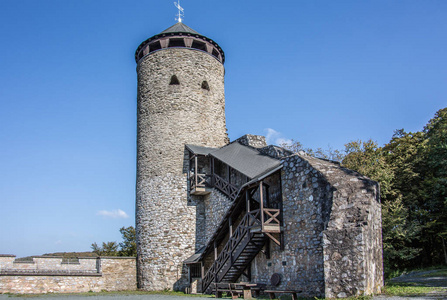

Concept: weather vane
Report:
left=174, top=0, right=184, bottom=23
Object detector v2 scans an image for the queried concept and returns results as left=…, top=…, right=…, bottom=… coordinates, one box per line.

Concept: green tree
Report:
left=382, top=197, right=422, bottom=275
left=118, top=226, right=137, bottom=257
left=342, top=139, right=394, bottom=199
left=91, top=241, right=119, bottom=256
left=91, top=226, right=137, bottom=257
left=420, top=108, right=447, bottom=265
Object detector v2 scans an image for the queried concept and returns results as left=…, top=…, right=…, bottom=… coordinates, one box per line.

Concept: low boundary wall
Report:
left=0, top=255, right=136, bottom=294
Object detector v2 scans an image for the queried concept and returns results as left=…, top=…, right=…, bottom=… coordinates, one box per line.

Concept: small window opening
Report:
left=149, top=41, right=161, bottom=53
left=170, top=75, right=180, bottom=85
left=191, top=40, right=207, bottom=51
left=211, top=48, right=220, bottom=59
left=201, top=81, right=210, bottom=91
left=168, top=38, right=185, bottom=48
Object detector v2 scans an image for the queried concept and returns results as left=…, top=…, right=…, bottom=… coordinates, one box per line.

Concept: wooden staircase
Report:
left=202, top=203, right=281, bottom=294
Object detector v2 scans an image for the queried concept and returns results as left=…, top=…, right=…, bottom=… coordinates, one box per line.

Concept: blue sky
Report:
left=0, top=1, right=446, bottom=257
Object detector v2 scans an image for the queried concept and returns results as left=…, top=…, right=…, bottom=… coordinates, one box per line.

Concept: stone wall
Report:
left=251, top=154, right=328, bottom=297
left=249, top=152, right=383, bottom=298
left=136, top=46, right=229, bottom=291
left=0, top=256, right=136, bottom=294
left=235, top=134, right=267, bottom=148
left=204, top=189, right=233, bottom=242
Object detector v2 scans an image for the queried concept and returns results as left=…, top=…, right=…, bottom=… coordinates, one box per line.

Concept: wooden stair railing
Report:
left=190, top=173, right=208, bottom=190
left=212, top=174, right=239, bottom=200
left=202, top=210, right=268, bottom=293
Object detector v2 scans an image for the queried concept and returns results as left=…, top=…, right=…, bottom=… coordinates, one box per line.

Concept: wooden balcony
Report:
left=190, top=173, right=212, bottom=195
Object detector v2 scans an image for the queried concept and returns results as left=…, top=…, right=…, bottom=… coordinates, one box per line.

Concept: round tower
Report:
left=135, top=22, right=228, bottom=291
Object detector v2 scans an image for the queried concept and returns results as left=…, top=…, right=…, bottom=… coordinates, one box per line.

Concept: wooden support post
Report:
left=227, top=165, right=231, bottom=184
left=211, top=158, right=215, bottom=186
left=194, top=156, right=198, bottom=187
left=260, top=182, right=264, bottom=231
left=214, top=240, right=218, bottom=260
left=246, top=190, right=250, bottom=212
left=201, top=261, right=204, bottom=280
left=229, top=216, right=233, bottom=237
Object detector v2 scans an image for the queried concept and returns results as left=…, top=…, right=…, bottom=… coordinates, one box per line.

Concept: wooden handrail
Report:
left=212, top=174, right=239, bottom=200
left=202, top=212, right=259, bottom=293
left=190, top=173, right=210, bottom=190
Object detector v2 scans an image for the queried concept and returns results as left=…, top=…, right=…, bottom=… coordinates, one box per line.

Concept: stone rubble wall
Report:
left=0, top=257, right=136, bottom=294
left=304, top=155, right=383, bottom=297
left=204, top=189, right=233, bottom=243
left=235, top=134, right=267, bottom=148
left=249, top=152, right=383, bottom=298
left=136, top=47, right=229, bottom=291
left=251, top=154, right=328, bottom=297
left=136, top=174, right=196, bottom=291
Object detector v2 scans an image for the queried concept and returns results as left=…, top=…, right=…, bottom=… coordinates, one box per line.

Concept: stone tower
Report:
left=135, top=22, right=228, bottom=290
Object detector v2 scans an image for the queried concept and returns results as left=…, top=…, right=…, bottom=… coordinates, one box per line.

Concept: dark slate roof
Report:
left=160, top=22, right=199, bottom=35
left=185, top=144, right=217, bottom=156
left=210, top=142, right=281, bottom=179
left=184, top=246, right=205, bottom=264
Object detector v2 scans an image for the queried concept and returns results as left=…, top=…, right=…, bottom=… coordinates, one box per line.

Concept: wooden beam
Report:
left=246, top=190, right=250, bottom=212
left=195, top=156, right=198, bottom=188
left=201, top=261, right=204, bottom=280
left=229, top=216, right=233, bottom=237
left=214, top=240, right=218, bottom=260
left=260, top=181, right=264, bottom=232
left=265, top=232, right=280, bottom=246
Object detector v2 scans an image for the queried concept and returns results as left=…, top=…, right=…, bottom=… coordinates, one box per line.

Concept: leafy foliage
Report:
left=283, top=107, right=447, bottom=273
left=118, top=226, right=137, bottom=257
left=91, top=226, right=136, bottom=257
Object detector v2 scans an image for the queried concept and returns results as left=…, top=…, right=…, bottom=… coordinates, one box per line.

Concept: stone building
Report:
left=135, top=22, right=383, bottom=298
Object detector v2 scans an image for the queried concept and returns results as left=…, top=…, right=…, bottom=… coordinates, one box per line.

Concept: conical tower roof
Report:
left=160, top=22, right=199, bottom=35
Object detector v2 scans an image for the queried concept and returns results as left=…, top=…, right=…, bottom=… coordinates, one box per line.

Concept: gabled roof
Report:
left=185, top=144, right=217, bottom=156
left=160, top=22, right=199, bottom=35
left=210, top=142, right=281, bottom=179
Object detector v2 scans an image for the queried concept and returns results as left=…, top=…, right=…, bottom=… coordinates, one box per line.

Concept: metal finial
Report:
left=174, top=0, right=184, bottom=23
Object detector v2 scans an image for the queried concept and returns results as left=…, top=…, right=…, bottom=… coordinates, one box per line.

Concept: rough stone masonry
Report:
left=134, top=22, right=383, bottom=297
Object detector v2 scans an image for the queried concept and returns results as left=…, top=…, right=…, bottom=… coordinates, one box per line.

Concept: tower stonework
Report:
left=135, top=23, right=228, bottom=290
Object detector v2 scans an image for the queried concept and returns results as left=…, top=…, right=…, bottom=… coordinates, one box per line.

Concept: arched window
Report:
left=201, top=81, right=210, bottom=91
left=170, top=75, right=180, bottom=85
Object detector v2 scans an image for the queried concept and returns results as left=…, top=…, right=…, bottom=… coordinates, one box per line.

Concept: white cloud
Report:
left=55, top=240, right=62, bottom=245
left=97, top=209, right=129, bottom=219
left=265, top=128, right=292, bottom=146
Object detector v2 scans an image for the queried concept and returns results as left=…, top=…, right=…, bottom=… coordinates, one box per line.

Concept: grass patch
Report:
left=420, top=269, right=447, bottom=277
left=383, top=282, right=444, bottom=296
left=386, top=265, right=447, bottom=280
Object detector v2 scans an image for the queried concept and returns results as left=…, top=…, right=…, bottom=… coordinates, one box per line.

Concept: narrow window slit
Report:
left=201, top=81, right=210, bottom=91
left=170, top=75, right=180, bottom=85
